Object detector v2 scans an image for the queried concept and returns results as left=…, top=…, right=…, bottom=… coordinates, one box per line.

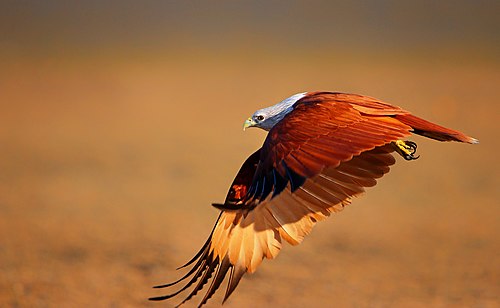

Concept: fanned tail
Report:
left=395, top=114, right=478, bottom=144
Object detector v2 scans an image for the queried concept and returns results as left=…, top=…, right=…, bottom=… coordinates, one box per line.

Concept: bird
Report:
left=149, top=91, right=477, bottom=307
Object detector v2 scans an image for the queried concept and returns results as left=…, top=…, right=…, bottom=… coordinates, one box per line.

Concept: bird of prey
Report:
left=150, top=91, right=477, bottom=307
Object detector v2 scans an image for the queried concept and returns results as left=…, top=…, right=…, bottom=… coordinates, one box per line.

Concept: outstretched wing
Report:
left=150, top=146, right=397, bottom=307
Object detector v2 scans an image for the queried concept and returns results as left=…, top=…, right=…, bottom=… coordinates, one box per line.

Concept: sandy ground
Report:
left=0, top=52, right=498, bottom=307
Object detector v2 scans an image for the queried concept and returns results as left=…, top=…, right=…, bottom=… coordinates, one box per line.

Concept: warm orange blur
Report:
left=0, top=2, right=498, bottom=307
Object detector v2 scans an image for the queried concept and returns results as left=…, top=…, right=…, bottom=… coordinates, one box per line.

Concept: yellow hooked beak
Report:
left=243, top=117, right=256, bottom=131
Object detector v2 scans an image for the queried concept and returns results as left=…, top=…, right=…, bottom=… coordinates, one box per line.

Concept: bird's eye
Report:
left=256, top=115, right=265, bottom=121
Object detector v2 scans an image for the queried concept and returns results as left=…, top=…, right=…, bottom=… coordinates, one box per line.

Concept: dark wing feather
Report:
left=199, top=256, right=231, bottom=306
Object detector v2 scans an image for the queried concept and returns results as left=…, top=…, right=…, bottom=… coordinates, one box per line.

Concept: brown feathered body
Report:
left=150, top=92, right=476, bottom=307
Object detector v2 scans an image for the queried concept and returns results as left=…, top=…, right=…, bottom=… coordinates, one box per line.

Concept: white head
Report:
left=243, top=92, right=307, bottom=131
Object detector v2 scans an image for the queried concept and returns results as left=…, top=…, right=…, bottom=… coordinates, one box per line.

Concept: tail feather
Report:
left=395, top=114, right=478, bottom=144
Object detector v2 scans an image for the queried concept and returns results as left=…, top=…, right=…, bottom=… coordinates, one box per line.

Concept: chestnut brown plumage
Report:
left=150, top=92, right=477, bottom=307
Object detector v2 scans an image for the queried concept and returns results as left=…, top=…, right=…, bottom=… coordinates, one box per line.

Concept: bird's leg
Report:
left=392, top=140, right=420, bottom=160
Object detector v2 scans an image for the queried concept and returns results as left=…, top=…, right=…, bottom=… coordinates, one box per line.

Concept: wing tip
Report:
left=222, top=265, right=246, bottom=304
left=148, top=295, right=172, bottom=301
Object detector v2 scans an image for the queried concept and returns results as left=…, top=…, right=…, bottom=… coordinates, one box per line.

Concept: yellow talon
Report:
left=395, top=140, right=412, bottom=155
left=393, top=140, right=419, bottom=161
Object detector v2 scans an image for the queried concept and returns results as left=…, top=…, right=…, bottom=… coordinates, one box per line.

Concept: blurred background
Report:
left=0, top=1, right=498, bottom=307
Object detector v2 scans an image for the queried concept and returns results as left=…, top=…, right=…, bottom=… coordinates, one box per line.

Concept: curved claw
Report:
left=403, top=153, right=420, bottom=161
left=405, top=141, right=418, bottom=155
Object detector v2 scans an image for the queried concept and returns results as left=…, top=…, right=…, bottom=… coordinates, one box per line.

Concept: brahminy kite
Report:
left=150, top=91, right=477, bottom=307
